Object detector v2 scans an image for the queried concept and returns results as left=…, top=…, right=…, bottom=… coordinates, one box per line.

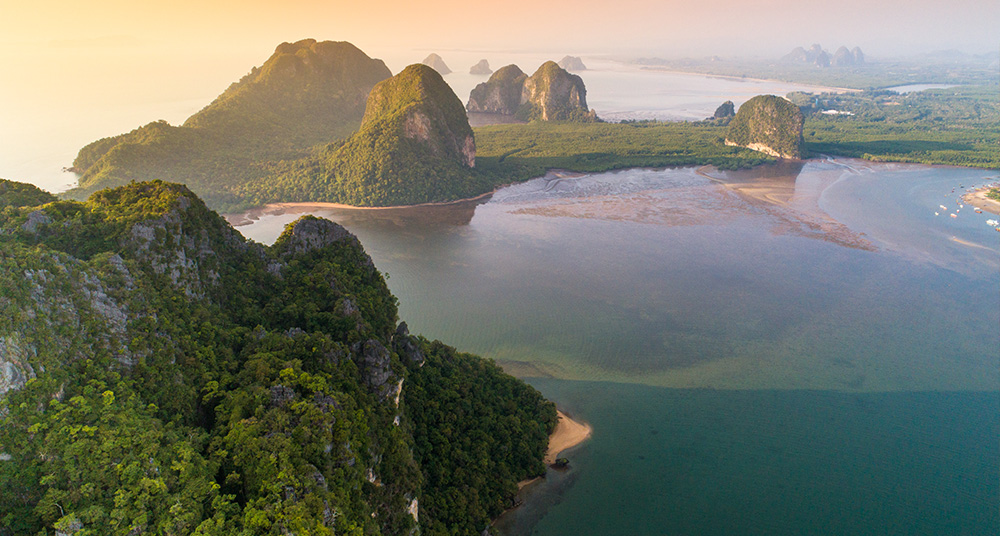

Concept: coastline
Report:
left=517, top=410, right=592, bottom=490
left=636, top=66, right=861, bottom=94
left=961, top=185, right=1000, bottom=215
left=223, top=192, right=496, bottom=227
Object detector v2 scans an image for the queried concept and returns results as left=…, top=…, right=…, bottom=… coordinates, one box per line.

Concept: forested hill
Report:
left=65, top=39, right=392, bottom=208
left=0, top=179, right=555, bottom=535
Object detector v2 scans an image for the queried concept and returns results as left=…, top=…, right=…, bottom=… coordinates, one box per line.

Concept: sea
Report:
left=5, top=48, right=998, bottom=535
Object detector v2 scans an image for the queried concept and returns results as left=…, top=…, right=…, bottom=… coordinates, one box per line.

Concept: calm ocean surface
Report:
left=237, top=159, right=1000, bottom=535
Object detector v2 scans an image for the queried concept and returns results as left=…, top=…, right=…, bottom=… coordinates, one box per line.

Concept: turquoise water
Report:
left=505, top=382, right=999, bottom=536
left=236, top=159, right=1000, bottom=534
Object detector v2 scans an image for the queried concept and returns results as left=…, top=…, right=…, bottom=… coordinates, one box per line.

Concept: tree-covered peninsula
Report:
left=0, top=179, right=556, bottom=535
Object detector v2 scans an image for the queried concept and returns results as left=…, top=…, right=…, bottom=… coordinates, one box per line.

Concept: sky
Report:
left=1, top=0, right=997, bottom=192
left=2, top=0, right=998, bottom=59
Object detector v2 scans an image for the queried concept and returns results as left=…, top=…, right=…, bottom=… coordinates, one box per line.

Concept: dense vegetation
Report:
left=0, top=180, right=555, bottom=535
left=66, top=39, right=392, bottom=209
left=795, top=85, right=1000, bottom=167
left=726, top=95, right=805, bottom=159
left=474, top=121, right=774, bottom=175
left=404, top=342, right=556, bottom=536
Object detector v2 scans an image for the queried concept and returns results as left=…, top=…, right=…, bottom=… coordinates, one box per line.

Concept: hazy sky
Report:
left=3, top=0, right=998, bottom=58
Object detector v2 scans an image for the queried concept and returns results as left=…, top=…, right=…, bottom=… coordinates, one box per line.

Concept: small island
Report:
left=421, top=52, right=452, bottom=74
left=470, top=58, right=493, bottom=75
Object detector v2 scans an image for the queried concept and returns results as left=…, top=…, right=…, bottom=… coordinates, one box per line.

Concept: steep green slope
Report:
left=726, top=95, right=805, bottom=159
left=518, top=61, right=595, bottom=122
left=236, top=64, right=490, bottom=207
left=67, top=39, right=392, bottom=209
left=0, top=180, right=555, bottom=535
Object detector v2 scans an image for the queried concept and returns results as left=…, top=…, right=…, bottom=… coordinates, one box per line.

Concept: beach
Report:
left=962, top=185, right=1000, bottom=215
left=517, top=410, right=592, bottom=491
left=545, top=410, right=593, bottom=464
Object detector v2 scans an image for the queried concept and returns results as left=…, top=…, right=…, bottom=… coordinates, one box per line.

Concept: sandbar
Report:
left=961, top=186, right=1000, bottom=215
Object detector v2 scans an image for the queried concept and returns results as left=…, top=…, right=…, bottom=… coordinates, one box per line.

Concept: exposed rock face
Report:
left=393, top=322, right=425, bottom=365
left=421, top=53, right=452, bottom=75
left=469, top=59, right=492, bottom=75
left=273, top=216, right=359, bottom=257
left=357, top=64, right=474, bottom=167
left=325, top=64, right=478, bottom=205
left=557, top=55, right=587, bottom=71
left=466, top=65, right=529, bottom=115
left=520, top=61, right=595, bottom=121
left=713, top=100, right=736, bottom=120
left=725, top=95, right=804, bottom=159
left=466, top=62, right=594, bottom=121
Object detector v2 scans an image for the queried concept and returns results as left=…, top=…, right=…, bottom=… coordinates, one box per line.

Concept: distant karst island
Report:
left=467, top=61, right=596, bottom=121
left=420, top=52, right=452, bottom=74
left=782, top=44, right=865, bottom=67
left=470, top=58, right=493, bottom=75
left=558, top=55, right=588, bottom=71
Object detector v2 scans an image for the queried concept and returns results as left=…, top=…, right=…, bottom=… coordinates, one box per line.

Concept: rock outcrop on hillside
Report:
left=469, top=59, right=492, bottom=75
left=725, top=95, right=805, bottom=159
left=466, top=64, right=529, bottom=115
left=558, top=55, right=587, bottom=71
left=325, top=64, right=477, bottom=205
left=421, top=53, right=452, bottom=74
left=520, top=61, right=595, bottom=121
left=466, top=61, right=595, bottom=121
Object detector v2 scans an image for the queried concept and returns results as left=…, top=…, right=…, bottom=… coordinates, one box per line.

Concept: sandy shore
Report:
left=961, top=186, right=1000, bottom=215
left=518, top=410, right=592, bottom=490
left=223, top=192, right=495, bottom=227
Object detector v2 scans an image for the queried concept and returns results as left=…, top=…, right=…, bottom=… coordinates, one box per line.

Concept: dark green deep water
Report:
left=238, top=159, right=1000, bottom=535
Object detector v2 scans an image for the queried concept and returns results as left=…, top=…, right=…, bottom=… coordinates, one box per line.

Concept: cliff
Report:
left=466, top=62, right=595, bottom=122
left=519, top=61, right=595, bottom=121
left=469, top=59, right=493, bottom=75
left=725, top=95, right=804, bottom=159
left=66, top=39, right=392, bottom=209
left=421, top=53, right=452, bottom=75
left=322, top=64, right=478, bottom=205
left=466, top=64, right=529, bottom=115
left=0, top=179, right=555, bottom=535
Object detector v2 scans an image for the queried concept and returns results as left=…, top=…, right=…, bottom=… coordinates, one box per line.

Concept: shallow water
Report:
left=235, top=158, right=999, bottom=534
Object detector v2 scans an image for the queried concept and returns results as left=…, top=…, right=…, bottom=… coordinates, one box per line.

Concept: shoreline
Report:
left=961, top=185, right=1000, bottom=215
left=222, top=191, right=497, bottom=227
left=517, top=410, right=592, bottom=490
left=636, top=66, right=861, bottom=94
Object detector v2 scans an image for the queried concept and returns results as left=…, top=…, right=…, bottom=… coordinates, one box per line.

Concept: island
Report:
left=421, top=53, right=452, bottom=75
left=557, top=55, right=588, bottom=71
left=470, top=59, right=493, bottom=75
